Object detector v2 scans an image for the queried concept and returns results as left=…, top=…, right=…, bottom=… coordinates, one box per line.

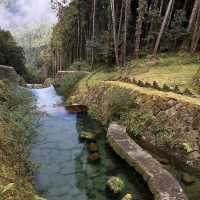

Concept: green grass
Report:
left=128, top=52, right=200, bottom=93
left=74, top=52, right=200, bottom=103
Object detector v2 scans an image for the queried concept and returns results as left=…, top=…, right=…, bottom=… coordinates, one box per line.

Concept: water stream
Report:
left=30, top=86, right=153, bottom=200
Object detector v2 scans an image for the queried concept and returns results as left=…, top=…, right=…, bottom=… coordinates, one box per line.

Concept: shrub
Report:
left=57, top=73, right=86, bottom=98
left=103, top=87, right=136, bottom=123
left=120, top=111, right=152, bottom=137
left=0, top=82, right=37, bottom=199
left=183, top=88, right=193, bottom=96
left=174, top=85, right=182, bottom=94
left=162, top=84, right=171, bottom=91
left=88, top=103, right=104, bottom=123
left=106, top=176, right=124, bottom=194
left=144, top=82, right=152, bottom=88
left=153, top=81, right=160, bottom=90
left=137, top=80, right=145, bottom=87
left=24, top=67, right=46, bottom=84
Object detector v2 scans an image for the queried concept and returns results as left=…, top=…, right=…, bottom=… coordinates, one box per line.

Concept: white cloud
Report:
left=0, top=0, right=57, bottom=30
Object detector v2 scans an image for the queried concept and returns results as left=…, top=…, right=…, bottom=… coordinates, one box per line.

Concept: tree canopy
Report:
left=0, top=28, right=26, bottom=77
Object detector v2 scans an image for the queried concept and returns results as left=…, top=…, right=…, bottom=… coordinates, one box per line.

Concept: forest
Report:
left=50, top=0, right=200, bottom=76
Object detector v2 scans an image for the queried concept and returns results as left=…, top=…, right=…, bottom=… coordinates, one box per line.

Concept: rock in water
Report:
left=106, top=176, right=125, bottom=195
left=87, top=143, right=98, bottom=152
left=181, top=173, right=195, bottom=185
left=79, top=132, right=96, bottom=141
left=121, top=194, right=133, bottom=200
left=88, top=152, right=101, bottom=162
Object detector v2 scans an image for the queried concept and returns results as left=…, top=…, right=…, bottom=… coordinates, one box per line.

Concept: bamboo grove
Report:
left=50, top=0, right=200, bottom=76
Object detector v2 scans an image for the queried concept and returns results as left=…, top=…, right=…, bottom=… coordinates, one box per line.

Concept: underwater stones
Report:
left=181, top=173, right=195, bottom=185
left=106, top=160, right=117, bottom=174
left=79, top=131, right=96, bottom=141
left=66, top=104, right=88, bottom=113
left=87, top=152, right=101, bottom=162
left=121, top=193, right=133, bottom=200
left=87, top=142, right=98, bottom=152
left=106, top=176, right=125, bottom=195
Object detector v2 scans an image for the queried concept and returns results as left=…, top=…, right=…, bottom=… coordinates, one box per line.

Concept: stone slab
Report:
left=107, top=122, right=188, bottom=200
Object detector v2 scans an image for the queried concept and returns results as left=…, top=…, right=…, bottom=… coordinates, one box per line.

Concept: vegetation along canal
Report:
left=29, top=85, right=153, bottom=200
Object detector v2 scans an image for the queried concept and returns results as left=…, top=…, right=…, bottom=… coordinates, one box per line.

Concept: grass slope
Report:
left=76, top=52, right=200, bottom=99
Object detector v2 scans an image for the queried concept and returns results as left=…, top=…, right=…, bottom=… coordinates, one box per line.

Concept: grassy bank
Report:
left=55, top=52, right=200, bottom=171
left=75, top=52, right=200, bottom=95
left=0, top=81, right=44, bottom=200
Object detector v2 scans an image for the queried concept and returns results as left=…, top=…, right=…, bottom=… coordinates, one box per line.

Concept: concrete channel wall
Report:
left=107, top=122, right=188, bottom=200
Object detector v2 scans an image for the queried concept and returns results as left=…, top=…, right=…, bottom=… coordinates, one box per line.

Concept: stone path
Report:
left=107, top=122, right=188, bottom=200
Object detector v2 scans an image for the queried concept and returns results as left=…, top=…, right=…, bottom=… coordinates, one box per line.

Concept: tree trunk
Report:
left=187, top=0, right=200, bottom=33
left=159, top=0, right=164, bottom=16
left=123, top=0, right=131, bottom=65
left=134, top=0, right=147, bottom=58
left=110, top=0, right=120, bottom=65
left=153, top=0, right=174, bottom=56
left=191, top=5, right=200, bottom=53
left=117, top=0, right=124, bottom=43
left=91, top=0, right=96, bottom=66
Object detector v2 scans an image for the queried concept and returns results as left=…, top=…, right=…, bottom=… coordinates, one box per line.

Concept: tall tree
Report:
left=134, top=0, right=147, bottom=58
left=110, top=0, right=120, bottom=65
left=153, top=0, right=174, bottom=56
left=191, top=4, right=200, bottom=53
left=123, top=0, right=131, bottom=64
left=91, top=0, right=96, bottom=65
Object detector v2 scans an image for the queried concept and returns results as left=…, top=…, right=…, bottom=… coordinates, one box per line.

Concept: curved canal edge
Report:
left=107, top=122, right=188, bottom=200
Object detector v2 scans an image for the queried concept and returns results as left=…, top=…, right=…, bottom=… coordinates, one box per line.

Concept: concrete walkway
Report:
left=107, top=122, right=188, bottom=200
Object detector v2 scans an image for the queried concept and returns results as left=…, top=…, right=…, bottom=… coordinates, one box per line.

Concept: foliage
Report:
left=0, top=183, right=14, bottom=200
left=88, top=103, right=103, bottom=122
left=24, top=67, right=46, bottom=84
left=0, top=82, right=38, bottom=199
left=0, top=29, right=27, bottom=77
left=57, top=73, right=86, bottom=98
left=106, top=176, right=125, bottom=194
left=102, top=87, right=136, bottom=123
left=182, top=143, right=193, bottom=153
left=120, top=111, right=152, bottom=137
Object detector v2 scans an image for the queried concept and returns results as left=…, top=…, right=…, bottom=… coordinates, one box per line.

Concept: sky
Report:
left=0, top=0, right=57, bottom=30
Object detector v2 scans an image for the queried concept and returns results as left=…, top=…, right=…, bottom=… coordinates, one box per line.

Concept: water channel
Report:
left=30, top=85, right=153, bottom=200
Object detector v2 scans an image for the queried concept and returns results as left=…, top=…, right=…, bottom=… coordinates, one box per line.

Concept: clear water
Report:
left=30, top=86, right=153, bottom=200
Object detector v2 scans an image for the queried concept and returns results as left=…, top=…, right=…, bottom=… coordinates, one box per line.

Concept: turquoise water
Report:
left=30, top=86, right=153, bottom=200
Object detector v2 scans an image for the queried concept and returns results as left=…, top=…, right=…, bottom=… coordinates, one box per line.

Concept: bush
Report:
left=24, top=67, right=46, bottom=84
left=102, top=87, right=137, bottom=123
left=0, top=82, right=38, bottom=199
left=120, top=111, right=152, bottom=137
left=57, top=73, right=86, bottom=98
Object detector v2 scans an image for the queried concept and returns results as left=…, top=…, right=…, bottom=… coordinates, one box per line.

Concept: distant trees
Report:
left=0, top=29, right=26, bottom=77
left=50, top=0, right=200, bottom=74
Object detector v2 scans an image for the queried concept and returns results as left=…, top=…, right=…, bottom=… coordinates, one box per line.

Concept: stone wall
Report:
left=68, top=81, right=200, bottom=171
left=0, top=65, right=18, bottom=82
